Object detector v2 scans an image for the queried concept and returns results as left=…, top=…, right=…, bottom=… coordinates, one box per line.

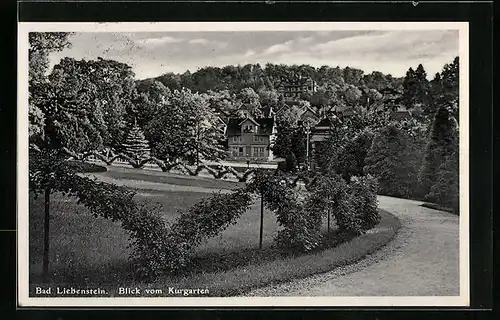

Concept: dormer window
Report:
left=243, top=124, right=254, bottom=133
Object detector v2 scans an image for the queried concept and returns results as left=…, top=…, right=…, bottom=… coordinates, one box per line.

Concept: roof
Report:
left=238, top=117, right=259, bottom=126
left=261, top=105, right=275, bottom=118
left=314, top=117, right=332, bottom=128
left=300, top=105, right=318, bottom=116
left=226, top=117, right=275, bottom=136
left=391, top=110, right=412, bottom=121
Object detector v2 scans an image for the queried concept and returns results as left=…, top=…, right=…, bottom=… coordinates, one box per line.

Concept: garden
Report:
left=29, top=163, right=401, bottom=296
left=27, top=32, right=459, bottom=296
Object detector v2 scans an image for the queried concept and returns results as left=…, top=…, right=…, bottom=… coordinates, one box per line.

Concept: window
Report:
left=259, top=136, right=265, bottom=142
left=231, top=147, right=239, bottom=157
left=253, top=135, right=258, bottom=142
left=253, top=147, right=265, bottom=158
left=239, top=147, right=244, bottom=155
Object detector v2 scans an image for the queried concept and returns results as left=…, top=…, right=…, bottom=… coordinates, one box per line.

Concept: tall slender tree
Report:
left=121, top=120, right=151, bottom=159
left=418, top=107, right=459, bottom=197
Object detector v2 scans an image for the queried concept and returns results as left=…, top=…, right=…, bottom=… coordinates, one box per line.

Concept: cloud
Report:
left=296, top=36, right=314, bottom=44
left=135, top=36, right=184, bottom=48
left=263, top=40, right=293, bottom=55
left=188, top=38, right=228, bottom=49
left=46, top=30, right=459, bottom=80
left=310, top=30, right=458, bottom=62
left=188, top=38, right=209, bottom=44
left=244, top=50, right=256, bottom=57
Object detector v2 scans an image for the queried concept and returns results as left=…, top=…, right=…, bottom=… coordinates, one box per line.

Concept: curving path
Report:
left=246, top=196, right=460, bottom=296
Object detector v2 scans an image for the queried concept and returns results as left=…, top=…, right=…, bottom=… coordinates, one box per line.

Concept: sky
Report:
left=48, top=30, right=459, bottom=80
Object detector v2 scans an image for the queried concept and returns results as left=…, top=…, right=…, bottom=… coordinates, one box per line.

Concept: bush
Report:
left=425, top=150, right=459, bottom=214
left=308, top=173, right=379, bottom=236
left=162, top=188, right=253, bottom=272
left=285, top=152, right=298, bottom=172
left=349, top=175, right=380, bottom=230
left=336, top=128, right=374, bottom=181
left=68, top=160, right=107, bottom=173
left=364, top=123, right=421, bottom=199
left=249, top=171, right=323, bottom=253
left=419, top=107, right=459, bottom=196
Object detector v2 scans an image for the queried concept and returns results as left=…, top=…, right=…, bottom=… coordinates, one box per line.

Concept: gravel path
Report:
left=246, top=196, right=460, bottom=296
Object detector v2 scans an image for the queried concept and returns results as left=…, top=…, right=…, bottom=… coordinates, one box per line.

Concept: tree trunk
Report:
left=327, top=208, right=331, bottom=233
left=43, top=187, right=50, bottom=282
left=259, top=190, right=264, bottom=249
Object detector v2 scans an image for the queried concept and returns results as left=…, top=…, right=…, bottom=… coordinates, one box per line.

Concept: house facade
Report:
left=277, top=75, right=317, bottom=100
left=226, top=116, right=276, bottom=162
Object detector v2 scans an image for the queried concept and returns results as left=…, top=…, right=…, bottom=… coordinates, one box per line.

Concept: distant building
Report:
left=226, top=116, right=277, bottom=162
left=309, top=117, right=334, bottom=171
left=276, top=75, right=317, bottom=100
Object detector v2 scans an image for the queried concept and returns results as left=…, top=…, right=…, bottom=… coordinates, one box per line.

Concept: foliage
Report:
left=28, top=32, right=73, bottom=140
left=236, top=87, right=262, bottom=117
left=419, top=107, right=459, bottom=197
left=48, top=57, right=135, bottom=149
left=272, top=109, right=307, bottom=170
left=162, top=188, right=253, bottom=273
left=67, top=160, right=107, bottom=173
left=285, top=152, right=298, bottom=172
left=402, top=64, right=430, bottom=110
left=349, top=175, right=380, bottom=230
left=429, top=57, right=459, bottom=120
left=29, top=147, right=174, bottom=279
left=143, top=87, right=226, bottom=164
left=248, top=171, right=319, bottom=252
left=426, top=149, right=459, bottom=214
left=336, top=128, right=375, bottom=181
left=306, top=173, right=379, bottom=235
left=120, top=121, right=151, bottom=160
left=364, top=123, right=421, bottom=198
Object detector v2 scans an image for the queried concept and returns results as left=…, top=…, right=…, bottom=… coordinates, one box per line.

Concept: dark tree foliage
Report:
left=419, top=107, right=459, bottom=197
left=426, top=147, right=459, bottom=214
left=402, top=64, right=430, bottom=110
left=364, top=123, right=421, bottom=198
left=336, top=128, right=375, bottom=181
left=29, top=32, right=73, bottom=139
left=120, top=121, right=151, bottom=160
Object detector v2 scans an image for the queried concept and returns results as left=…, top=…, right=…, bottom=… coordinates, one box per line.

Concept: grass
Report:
left=421, top=202, right=457, bottom=214
left=29, top=167, right=402, bottom=296
left=99, top=166, right=244, bottom=190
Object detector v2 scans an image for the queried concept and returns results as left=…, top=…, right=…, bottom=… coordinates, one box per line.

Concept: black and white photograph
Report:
left=18, top=22, right=469, bottom=307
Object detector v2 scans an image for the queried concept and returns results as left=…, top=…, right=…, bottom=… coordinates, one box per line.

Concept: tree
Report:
left=133, top=80, right=172, bottom=127
left=418, top=107, right=459, bottom=197
left=414, top=64, right=430, bottom=107
left=47, top=57, right=135, bottom=150
left=258, top=88, right=279, bottom=108
left=403, top=64, right=430, bottom=110
left=343, top=85, right=363, bottom=106
left=440, top=57, right=459, bottom=120
left=28, top=34, right=135, bottom=282
left=337, top=128, right=374, bottom=181
left=29, top=32, right=72, bottom=140
left=144, top=88, right=226, bottom=165
left=342, top=67, right=364, bottom=86
left=402, top=67, right=418, bottom=109
left=364, top=124, right=419, bottom=198
left=363, top=71, right=389, bottom=91
left=428, top=72, right=443, bottom=116
left=121, top=120, right=151, bottom=160
left=237, top=87, right=262, bottom=117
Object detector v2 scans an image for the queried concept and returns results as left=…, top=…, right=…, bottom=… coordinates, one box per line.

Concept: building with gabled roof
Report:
left=226, top=115, right=277, bottom=162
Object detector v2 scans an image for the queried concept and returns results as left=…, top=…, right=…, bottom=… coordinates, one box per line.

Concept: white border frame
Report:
left=17, top=21, right=469, bottom=307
